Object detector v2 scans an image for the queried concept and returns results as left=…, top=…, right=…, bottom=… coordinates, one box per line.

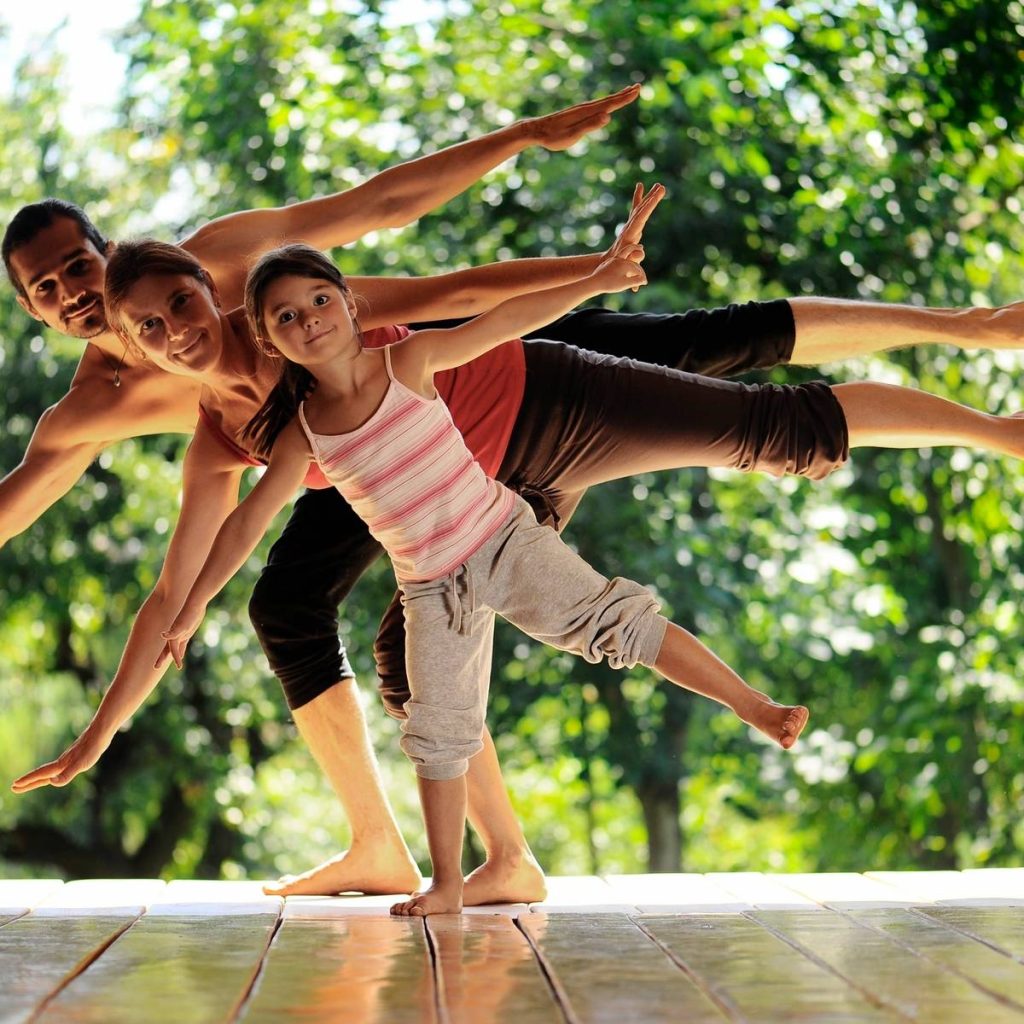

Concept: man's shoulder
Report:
left=46, top=350, right=200, bottom=444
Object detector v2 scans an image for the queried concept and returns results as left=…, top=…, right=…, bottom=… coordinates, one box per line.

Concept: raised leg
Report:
left=790, top=296, right=1024, bottom=364
left=653, top=624, right=808, bottom=749
left=262, top=678, right=422, bottom=897
left=834, top=381, right=1024, bottom=457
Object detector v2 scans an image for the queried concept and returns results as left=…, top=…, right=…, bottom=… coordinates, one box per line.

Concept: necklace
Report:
left=99, top=341, right=128, bottom=387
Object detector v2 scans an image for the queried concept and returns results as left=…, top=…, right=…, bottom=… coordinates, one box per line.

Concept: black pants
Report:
left=247, top=301, right=846, bottom=710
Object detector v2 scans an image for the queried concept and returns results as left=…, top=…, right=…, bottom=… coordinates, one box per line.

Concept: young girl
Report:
left=159, top=201, right=812, bottom=916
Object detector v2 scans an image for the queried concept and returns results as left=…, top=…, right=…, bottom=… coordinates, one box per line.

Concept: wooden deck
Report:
left=1, top=871, right=1022, bottom=1022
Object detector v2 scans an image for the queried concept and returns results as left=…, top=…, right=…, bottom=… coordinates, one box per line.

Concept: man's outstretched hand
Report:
left=527, top=84, right=641, bottom=151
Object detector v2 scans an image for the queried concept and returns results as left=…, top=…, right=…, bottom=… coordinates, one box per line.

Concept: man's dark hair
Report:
left=2, top=199, right=109, bottom=301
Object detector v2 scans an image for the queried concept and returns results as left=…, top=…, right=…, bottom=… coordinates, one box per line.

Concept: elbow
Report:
left=371, top=191, right=426, bottom=232
left=441, top=272, right=492, bottom=318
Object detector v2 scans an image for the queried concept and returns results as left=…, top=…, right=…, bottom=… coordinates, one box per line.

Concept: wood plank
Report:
left=520, top=912, right=726, bottom=1022
left=945, top=869, right=1024, bottom=906
left=754, top=907, right=1024, bottom=1022
left=705, top=873, right=819, bottom=910
left=32, top=878, right=166, bottom=917
left=428, top=915, right=562, bottom=1023
left=283, top=894, right=405, bottom=918
left=241, top=917, right=435, bottom=1023
left=0, top=915, right=134, bottom=1023
left=36, top=915, right=276, bottom=1023
left=0, top=879, right=64, bottom=914
left=962, top=868, right=1024, bottom=888
left=918, top=906, right=1024, bottom=961
left=642, top=913, right=895, bottom=1022
left=529, top=875, right=631, bottom=914
left=772, top=872, right=923, bottom=909
left=848, top=908, right=1024, bottom=1009
left=866, top=870, right=1024, bottom=906
left=148, top=880, right=282, bottom=916
left=603, top=873, right=750, bottom=913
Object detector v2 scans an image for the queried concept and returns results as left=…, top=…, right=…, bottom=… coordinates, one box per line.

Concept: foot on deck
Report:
left=391, top=881, right=464, bottom=917
left=738, top=693, right=809, bottom=750
left=263, top=844, right=423, bottom=897
left=463, top=849, right=548, bottom=906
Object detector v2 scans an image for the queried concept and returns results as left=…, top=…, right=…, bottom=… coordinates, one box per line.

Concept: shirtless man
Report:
left=5, top=91, right=1022, bottom=902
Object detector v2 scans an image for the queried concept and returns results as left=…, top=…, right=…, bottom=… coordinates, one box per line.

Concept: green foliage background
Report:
left=1, top=0, right=1022, bottom=879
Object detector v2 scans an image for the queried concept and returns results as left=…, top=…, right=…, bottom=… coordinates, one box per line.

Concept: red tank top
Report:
left=199, top=324, right=526, bottom=487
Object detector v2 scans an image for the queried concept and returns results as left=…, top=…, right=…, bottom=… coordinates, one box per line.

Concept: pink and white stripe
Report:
left=298, top=372, right=514, bottom=584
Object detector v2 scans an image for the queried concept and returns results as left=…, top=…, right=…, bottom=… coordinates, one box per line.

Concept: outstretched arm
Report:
left=347, top=254, right=603, bottom=330
left=160, top=420, right=312, bottom=669
left=346, top=180, right=660, bottom=328
left=10, top=425, right=245, bottom=794
left=182, top=86, right=640, bottom=305
left=396, top=184, right=664, bottom=381
left=0, top=349, right=202, bottom=550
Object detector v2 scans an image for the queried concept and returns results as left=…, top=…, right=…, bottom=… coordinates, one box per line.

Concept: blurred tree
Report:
left=2, top=0, right=1022, bottom=879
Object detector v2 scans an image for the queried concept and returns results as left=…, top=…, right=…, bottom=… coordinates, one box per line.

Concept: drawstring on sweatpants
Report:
left=448, top=563, right=475, bottom=635
left=517, top=485, right=562, bottom=531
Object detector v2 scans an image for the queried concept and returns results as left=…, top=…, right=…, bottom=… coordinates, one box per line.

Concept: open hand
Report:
left=605, top=182, right=666, bottom=267
left=592, top=182, right=665, bottom=293
left=11, top=724, right=110, bottom=794
left=158, top=601, right=207, bottom=671
left=527, top=84, right=641, bottom=151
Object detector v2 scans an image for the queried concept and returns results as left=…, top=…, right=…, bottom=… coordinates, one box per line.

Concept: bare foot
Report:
left=263, top=843, right=422, bottom=897
left=463, top=849, right=548, bottom=906
left=391, top=880, right=463, bottom=916
left=737, top=692, right=809, bottom=750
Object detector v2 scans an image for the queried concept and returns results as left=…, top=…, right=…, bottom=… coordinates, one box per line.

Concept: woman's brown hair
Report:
left=242, top=244, right=357, bottom=458
left=103, top=239, right=210, bottom=351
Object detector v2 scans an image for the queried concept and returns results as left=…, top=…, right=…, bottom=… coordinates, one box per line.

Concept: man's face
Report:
left=9, top=217, right=111, bottom=339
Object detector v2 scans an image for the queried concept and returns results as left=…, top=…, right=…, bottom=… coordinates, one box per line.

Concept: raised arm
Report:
left=181, top=86, right=640, bottom=305
left=348, top=180, right=662, bottom=327
left=346, top=255, right=602, bottom=330
left=10, top=424, right=245, bottom=794
left=159, top=419, right=312, bottom=669
left=396, top=184, right=663, bottom=381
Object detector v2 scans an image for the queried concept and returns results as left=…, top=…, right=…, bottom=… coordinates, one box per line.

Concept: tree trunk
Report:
left=636, top=779, right=682, bottom=872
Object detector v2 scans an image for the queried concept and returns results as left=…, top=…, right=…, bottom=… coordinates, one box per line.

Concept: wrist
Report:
left=511, top=117, right=540, bottom=149
left=89, top=707, right=122, bottom=745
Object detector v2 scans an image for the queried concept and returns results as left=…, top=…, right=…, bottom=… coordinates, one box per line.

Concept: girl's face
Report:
left=260, top=275, right=359, bottom=366
left=116, top=272, right=223, bottom=377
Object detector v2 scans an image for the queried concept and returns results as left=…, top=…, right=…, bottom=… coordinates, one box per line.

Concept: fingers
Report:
left=621, top=182, right=665, bottom=240
left=159, top=625, right=192, bottom=670
left=154, top=642, right=173, bottom=671
left=12, top=758, right=66, bottom=793
left=560, top=83, right=640, bottom=117
left=594, top=82, right=642, bottom=113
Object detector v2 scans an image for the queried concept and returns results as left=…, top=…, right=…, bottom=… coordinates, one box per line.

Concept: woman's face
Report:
left=116, top=272, right=224, bottom=377
left=260, top=274, right=359, bottom=367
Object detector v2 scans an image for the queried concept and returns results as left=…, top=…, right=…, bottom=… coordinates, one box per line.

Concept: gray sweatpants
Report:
left=398, top=496, right=670, bottom=780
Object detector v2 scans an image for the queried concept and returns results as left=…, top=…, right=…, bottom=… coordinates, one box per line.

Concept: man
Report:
left=5, top=91, right=1021, bottom=902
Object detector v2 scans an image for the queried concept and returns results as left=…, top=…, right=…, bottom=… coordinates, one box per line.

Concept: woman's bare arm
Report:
left=10, top=424, right=245, bottom=793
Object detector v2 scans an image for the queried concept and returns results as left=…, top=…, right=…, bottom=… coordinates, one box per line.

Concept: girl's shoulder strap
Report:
left=383, top=343, right=397, bottom=382
left=296, top=400, right=317, bottom=446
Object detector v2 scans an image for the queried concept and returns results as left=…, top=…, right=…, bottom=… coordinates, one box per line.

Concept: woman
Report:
left=12, top=199, right=1024, bottom=905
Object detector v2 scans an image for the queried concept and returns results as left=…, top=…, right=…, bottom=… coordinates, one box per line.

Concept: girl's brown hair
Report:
left=104, top=239, right=210, bottom=349
left=242, top=244, right=357, bottom=458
